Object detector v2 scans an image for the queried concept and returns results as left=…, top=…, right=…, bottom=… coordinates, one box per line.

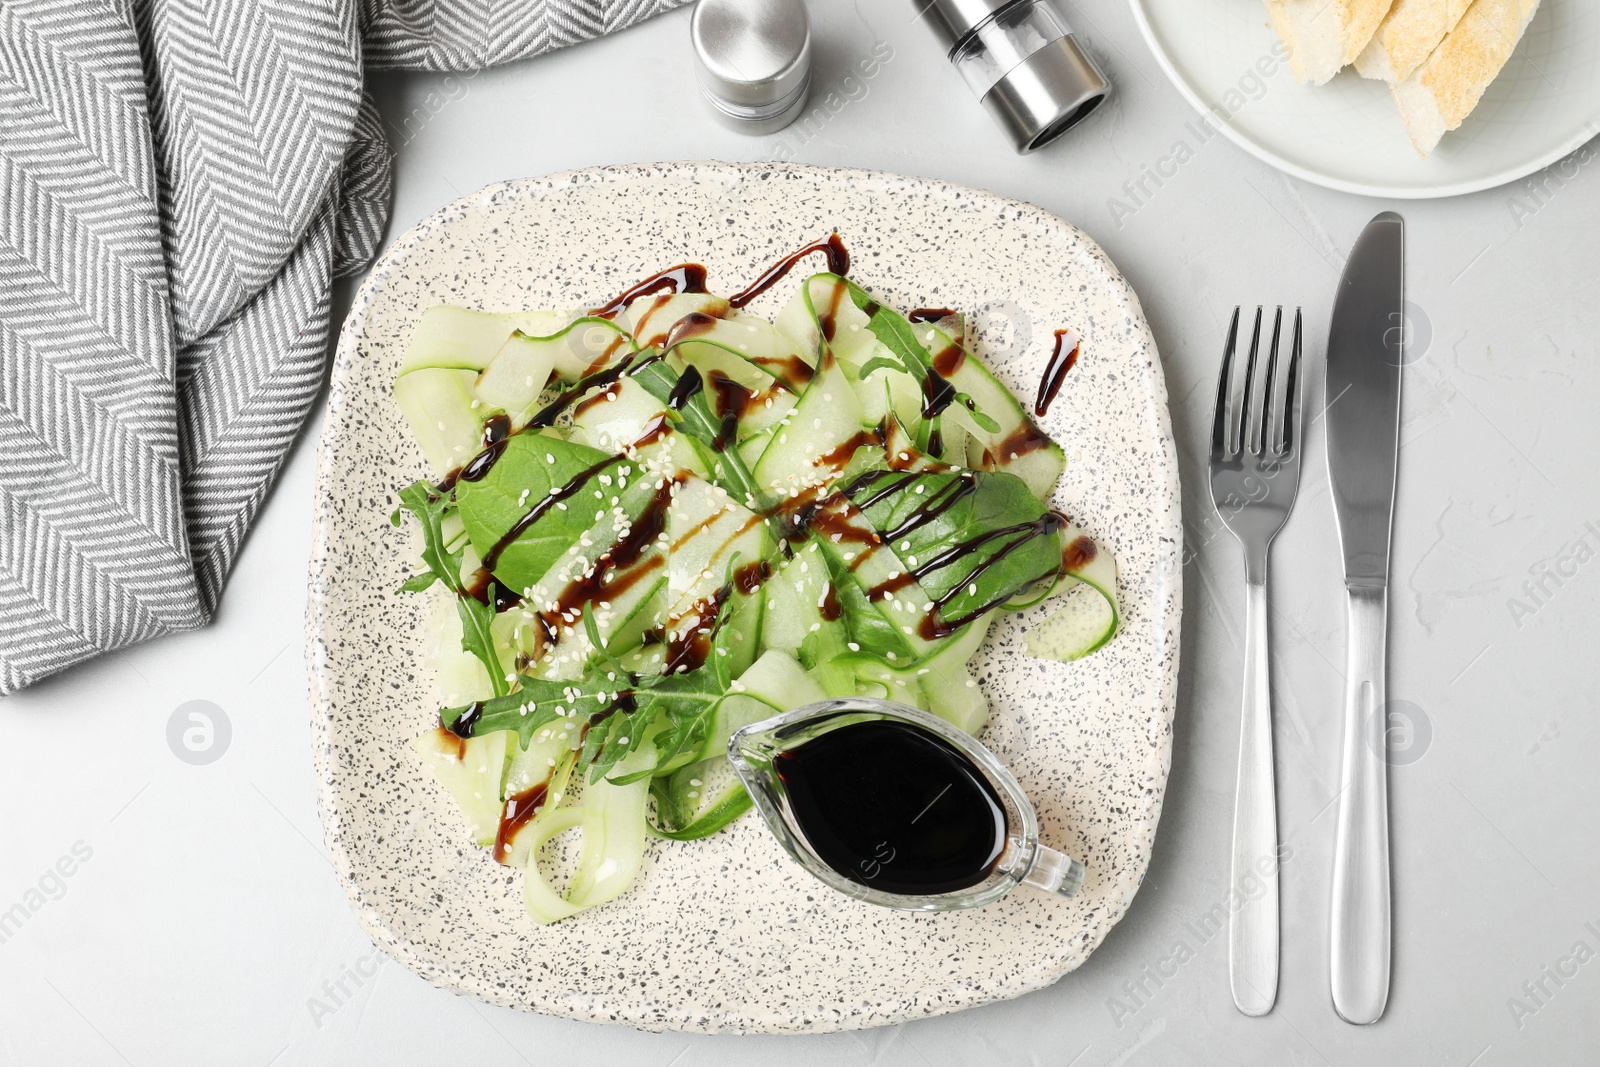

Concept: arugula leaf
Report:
left=856, top=296, right=935, bottom=382
left=600, top=586, right=740, bottom=784
left=961, top=400, right=1002, bottom=434
left=579, top=694, right=656, bottom=779
left=856, top=355, right=901, bottom=380
left=435, top=660, right=730, bottom=785
left=440, top=672, right=617, bottom=749
left=396, top=481, right=510, bottom=697
left=397, top=571, right=438, bottom=593
left=456, top=582, right=505, bottom=694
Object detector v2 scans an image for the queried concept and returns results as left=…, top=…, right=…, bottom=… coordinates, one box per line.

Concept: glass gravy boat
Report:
left=727, top=697, right=1086, bottom=911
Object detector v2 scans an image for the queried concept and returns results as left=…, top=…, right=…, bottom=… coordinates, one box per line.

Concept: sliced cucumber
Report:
left=394, top=368, right=485, bottom=474
left=664, top=476, right=769, bottom=620
left=923, top=665, right=988, bottom=734
left=752, top=352, right=865, bottom=498
left=732, top=648, right=827, bottom=711
left=672, top=310, right=814, bottom=392
left=522, top=740, right=654, bottom=924
left=402, top=306, right=573, bottom=374
left=568, top=373, right=670, bottom=453
left=855, top=358, right=925, bottom=434
left=423, top=592, right=494, bottom=706
left=1024, top=581, right=1118, bottom=662
left=1016, top=517, right=1119, bottom=662
left=774, top=274, right=876, bottom=373
left=734, top=384, right=797, bottom=444
left=915, top=317, right=1065, bottom=499
left=779, top=539, right=857, bottom=693
left=799, top=491, right=939, bottom=662
left=915, top=613, right=994, bottom=733
left=649, top=757, right=750, bottom=840
left=473, top=331, right=558, bottom=427
left=519, top=477, right=672, bottom=668
left=497, top=717, right=581, bottom=868
left=623, top=293, right=731, bottom=348
left=760, top=554, right=808, bottom=655
left=661, top=332, right=800, bottom=444
left=666, top=326, right=772, bottom=390
left=414, top=727, right=509, bottom=847
left=736, top=426, right=775, bottom=470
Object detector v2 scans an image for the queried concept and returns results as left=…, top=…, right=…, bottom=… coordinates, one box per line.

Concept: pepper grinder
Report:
left=916, top=0, right=1110, bottom=153
left=690, top=0, right=812, bottom=135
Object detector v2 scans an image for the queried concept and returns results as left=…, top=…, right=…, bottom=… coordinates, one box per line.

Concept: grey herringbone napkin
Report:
left=0, top=0, right=684, bottom=693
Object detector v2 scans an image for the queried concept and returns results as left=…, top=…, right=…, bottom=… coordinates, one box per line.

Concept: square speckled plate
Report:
left=306, top=162, right=1181, bottom=1034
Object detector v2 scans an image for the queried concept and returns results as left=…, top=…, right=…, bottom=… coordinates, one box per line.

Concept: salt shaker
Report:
left=916, top=0, right=1110, bottom=153
left=690, top=0, right=812, bottom=135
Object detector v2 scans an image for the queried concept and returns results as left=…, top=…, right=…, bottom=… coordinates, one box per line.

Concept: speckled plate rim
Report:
left=306, top=161, right=1182, bottom=1033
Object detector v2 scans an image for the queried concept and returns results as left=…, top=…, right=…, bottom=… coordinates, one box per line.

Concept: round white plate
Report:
left=1129, top=0, right=1600, bottom=198
left=306, top=162, right=1181, bottom=1033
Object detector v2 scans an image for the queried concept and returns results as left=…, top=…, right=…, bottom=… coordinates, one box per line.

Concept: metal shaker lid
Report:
left=916, top=0, right=1017, bottom=53
left=691, top=0, right=811, bottom=111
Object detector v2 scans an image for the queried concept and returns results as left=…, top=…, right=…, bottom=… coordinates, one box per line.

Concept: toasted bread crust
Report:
left=1391, top=0, right=1541, bottom=154
left=1355, top=0, right=1474, bottom=82
left=1266, top=0, right=1396, bottom=85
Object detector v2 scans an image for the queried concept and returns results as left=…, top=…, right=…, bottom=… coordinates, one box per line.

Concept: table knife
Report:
left=1324, top=211, right=1404, bottom=1025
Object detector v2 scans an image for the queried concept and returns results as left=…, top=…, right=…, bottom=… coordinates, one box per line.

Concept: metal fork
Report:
left=1208, top=306, right=1304, bottom=1017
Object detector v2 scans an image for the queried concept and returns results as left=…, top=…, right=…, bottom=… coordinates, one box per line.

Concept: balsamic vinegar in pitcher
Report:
left=773, top=719, right=1008, bottom=895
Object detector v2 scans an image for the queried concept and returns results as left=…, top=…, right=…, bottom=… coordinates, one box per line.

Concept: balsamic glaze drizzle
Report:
left=1034, top=329, right=1080, bottom=418
left=457, top=413, right=514, bottom=483
left=666, top=365, right=705, bottom=410
left=494, top=781, right=549, bottom=863
left=727, top=234, right=849, bottom=310
left=446, top=700, right=484, bottom=739
left=526, top=350, right=645, bottom=430
left=592, top=264, right=708, bottom=319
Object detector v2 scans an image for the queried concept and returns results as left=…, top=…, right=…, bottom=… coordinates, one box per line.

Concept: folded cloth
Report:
left=0, top=0, right=686, bottom=694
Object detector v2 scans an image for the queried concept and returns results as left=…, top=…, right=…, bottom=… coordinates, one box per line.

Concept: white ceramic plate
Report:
left=306, top=162, right=1181, bottom=1033
left=1129, top=0, right=1600, bottom=198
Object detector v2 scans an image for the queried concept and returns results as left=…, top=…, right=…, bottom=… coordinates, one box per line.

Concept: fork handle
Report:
left=1230, top=577, right=1279, bottom=1016
left=1330, top=584, right=1391, bottom=1024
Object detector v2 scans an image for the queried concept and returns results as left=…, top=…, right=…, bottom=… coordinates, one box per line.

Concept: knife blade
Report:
left=1324, top=211, right=1403, bottom=1025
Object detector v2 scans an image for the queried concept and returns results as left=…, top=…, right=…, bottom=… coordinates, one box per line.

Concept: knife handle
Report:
left=1330, top=584, right=1392, bottom=1024
left=1230, top=578, right=1279, bottom=1016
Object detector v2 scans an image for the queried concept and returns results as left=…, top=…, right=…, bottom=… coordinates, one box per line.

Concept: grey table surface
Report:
left=4, top=2, right=1598, bottom=1064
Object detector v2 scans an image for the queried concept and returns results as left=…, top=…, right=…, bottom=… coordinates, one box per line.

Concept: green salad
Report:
left=392, top=237, right=1118, bottom=923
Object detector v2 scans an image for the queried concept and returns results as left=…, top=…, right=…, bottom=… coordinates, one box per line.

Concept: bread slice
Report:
left=1391, top=0, right=1541, bottom=155
left=1266, top=0, right=1397, bottom=85
left=1354, top=0, right=1474, bottom=82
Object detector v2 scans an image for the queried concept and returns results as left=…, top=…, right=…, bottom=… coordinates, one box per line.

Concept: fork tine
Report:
left=1259, top=307, right=1285, bottom=454
left=1238, top=307, right=1265, bottom=455
left=1277, top=308, right=1304, bottom=456
left=1211, top=306, right=1241, bottom=458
